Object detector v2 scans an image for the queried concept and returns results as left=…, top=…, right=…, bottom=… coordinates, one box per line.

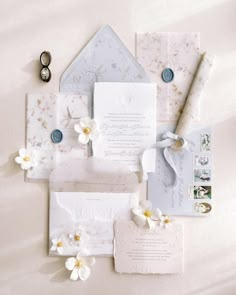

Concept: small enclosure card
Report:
left=114, top=221, right=184, bottom=274
left=93, top=82, right=157, bottom=171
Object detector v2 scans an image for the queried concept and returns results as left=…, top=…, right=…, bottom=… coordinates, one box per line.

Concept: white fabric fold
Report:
left=141, top=132, right=189, bottom=186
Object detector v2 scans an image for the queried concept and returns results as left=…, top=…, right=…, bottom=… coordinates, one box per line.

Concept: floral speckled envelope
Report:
left=136, top=32, right=201, bottom=121
left=60, top=25, right=150, bottom=114
left=26, top=93, right=89, bottom=181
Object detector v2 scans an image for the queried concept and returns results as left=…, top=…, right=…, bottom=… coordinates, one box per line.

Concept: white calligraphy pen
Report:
left=142, top=52, right=215, bottom=185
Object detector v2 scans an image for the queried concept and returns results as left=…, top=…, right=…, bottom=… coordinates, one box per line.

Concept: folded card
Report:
left=49, top=192, right=138, bottom=256
left=136, top=32, right=201, bottom=121
left=60, top=25, right=150, bottom=114
left=26, top=93, right=89, bottom=181
left=114, top=221, right=184, bottom=274
left=148, top=124, right=212, bottom=216
left=93, top=82, right=157, bottom=172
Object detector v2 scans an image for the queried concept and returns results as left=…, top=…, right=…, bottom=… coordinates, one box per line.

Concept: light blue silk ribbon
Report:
left=141, top=131, right=189, bottom=186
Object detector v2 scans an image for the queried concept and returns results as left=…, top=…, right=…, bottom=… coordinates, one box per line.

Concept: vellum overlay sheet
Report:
left=93, top=82, right=157, bottom=172
left=114, top=221, right=184, bottom=274
left=148, top=124, right=212, bottom=216
left=60, top=25, right=150, bottom=113
left=136, top=32, right=201, bottom=121
left=50, top=192, right=138, bottom=257
left=26, top=93, right=88, bottom=181
left=49, top=158, right=139, bottom=257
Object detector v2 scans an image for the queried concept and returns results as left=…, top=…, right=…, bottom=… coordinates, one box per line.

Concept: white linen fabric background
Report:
left=0, top=0, right=236, bottom=294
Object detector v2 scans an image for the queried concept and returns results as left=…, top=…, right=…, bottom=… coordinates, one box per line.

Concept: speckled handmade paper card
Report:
left=136, top=32, right=201, bottom=121
left=114, top=221, right=184, bottom=274
left=148, top=124, right=212, bottom=216
left=60, top=25, right=150, bottom=113
left=26, top=93, right=89, bottom=181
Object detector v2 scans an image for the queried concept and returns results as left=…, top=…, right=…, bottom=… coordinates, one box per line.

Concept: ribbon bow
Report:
left=141, top=131, right=189, bottom=186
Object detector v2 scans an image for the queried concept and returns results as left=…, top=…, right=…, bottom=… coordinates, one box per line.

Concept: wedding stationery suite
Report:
left=26, top=93, right=89, bottom=181
left=148, top=124, right=213, bottom=216
left=114, top=221, right=184, bottom=274
left=136, top=32, right=201, bottom=121
left=49, top=192, right=138, bottom=256
left=93, top=82, right=157, bottom=172
left=60, top=25, right=150, bottom=113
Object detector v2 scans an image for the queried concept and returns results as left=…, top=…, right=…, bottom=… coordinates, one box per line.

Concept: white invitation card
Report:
left=93, top=82, right=157, bottom=172
left=114, top=221, right=184, bottom=274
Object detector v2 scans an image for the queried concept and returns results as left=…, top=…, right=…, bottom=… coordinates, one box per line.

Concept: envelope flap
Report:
left=50, top=158, right=138, bottom=192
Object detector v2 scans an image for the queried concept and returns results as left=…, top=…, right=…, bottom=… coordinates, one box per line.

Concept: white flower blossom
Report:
left=156, top=209, right=173, bottom=228
left=50, top=238, right=64, bottom=255
left=15, top=148, right=37, bottom=170
left=74, top=117, right=99, bottom=145
left=68, top=225, right=89, bottom=247
left=131, top=200, right=160, bottom=230
left=65, top=253, right=96, bottom=281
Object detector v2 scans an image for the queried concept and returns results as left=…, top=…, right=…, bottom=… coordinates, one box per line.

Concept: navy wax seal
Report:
left=161, top=68, right=174, bottom=83
left=51, top=129, right=63, bottom=143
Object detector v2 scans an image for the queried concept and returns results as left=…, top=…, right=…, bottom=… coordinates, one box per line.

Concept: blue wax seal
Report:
left=51, top=129, right=63, bottom=143
left=161, top=68, right=174, bottom=83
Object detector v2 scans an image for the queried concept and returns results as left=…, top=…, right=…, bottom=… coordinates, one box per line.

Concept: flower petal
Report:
left=57, top=247, right=64, bottom=255
left=132, top=214, right=147, bottom=228
left=159, top=221, right=164, bottom=228
left=52, top=238, right=58, bottom=245
left=89, top=129, right=99, bottom=141
left=50, top=245, right=57, bottom=251
left=70, top=267, right=80, bottom=281
left=131, top=206, right=143, bottom=216
left=19, top=149, right=26, bottom=157
left=79, top=248, right=90, bottom=257
left=90, top=119, right=97, bottom=129
left=80, top=117, right=92, bottom=128
left=76, top=253, right=82, bottom=260
left=140, top=200, right=152, bottom=211
left=86, top=256, right=96, bottom=267
left=74, top=124, right=83, bottom=134
left=153, top=208, right=163, bottom=219
left=78, top=133, right=90, bottom=145
left=21, top=162, right=32, bottom=170
left=68, top=233, right=74, bottom=239
left=15, top=156, right=23, bottom=164
left=78, top=266, right=91, bottom=281
left=65, top=257, right=77, bottom=270
left=147, top=218, right=156, bottom=230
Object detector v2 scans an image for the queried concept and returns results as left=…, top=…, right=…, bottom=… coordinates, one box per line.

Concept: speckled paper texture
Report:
left=136, top=32, right=201, bottom=121
left=114, top=221, right=184, bottom=274
left=175, top=53, right=215, bottom=137
left=26, top=93, right=89, bottom=181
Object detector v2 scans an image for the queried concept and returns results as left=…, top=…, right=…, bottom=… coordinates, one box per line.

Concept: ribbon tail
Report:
left=163, top=147, right=179, bottom=187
